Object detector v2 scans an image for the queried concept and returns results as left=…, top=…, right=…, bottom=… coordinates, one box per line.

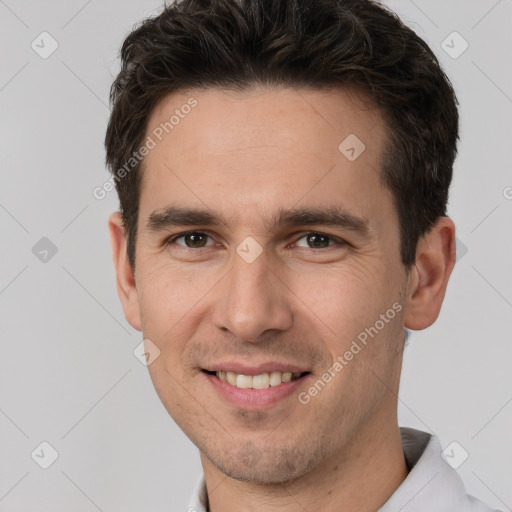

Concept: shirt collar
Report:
left=187, top=427, right=495, bottom=512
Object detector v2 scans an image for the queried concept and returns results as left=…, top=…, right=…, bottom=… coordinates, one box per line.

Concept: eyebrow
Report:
left=145, top=204, right=371, bottom=236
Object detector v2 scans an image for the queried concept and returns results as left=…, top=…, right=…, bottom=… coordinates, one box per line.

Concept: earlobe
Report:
left=108, top=212, right=142, bottom=331
left=403, top=216, right=456, bottom=331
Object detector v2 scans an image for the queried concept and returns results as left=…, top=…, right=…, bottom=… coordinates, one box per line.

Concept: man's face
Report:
left=128, top=87, right=411, bottom=482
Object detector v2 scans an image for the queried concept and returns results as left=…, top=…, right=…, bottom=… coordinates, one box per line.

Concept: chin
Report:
left=202, top=439, right=321, bottom=484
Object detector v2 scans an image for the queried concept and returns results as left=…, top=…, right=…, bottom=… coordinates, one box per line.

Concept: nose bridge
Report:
left=212, top=244, right=293, bottom=341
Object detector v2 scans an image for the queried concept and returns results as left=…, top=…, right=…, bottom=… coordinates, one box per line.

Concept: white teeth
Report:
left=236, top=374, right=253, bottom=389
left=214, top=370, right=303, bottom=389
left=269, top=371, right=282, bottom=387
left=252, top=373, right=270, bottom=389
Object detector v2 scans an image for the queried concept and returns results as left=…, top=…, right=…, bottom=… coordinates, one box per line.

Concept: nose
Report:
left=211, top=246, right=294, bottom=342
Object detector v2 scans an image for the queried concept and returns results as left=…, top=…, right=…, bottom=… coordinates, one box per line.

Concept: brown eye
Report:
left=172, top=232, right=213, bottom=248
left=306, top=233, right=330, bottom=248
left=295, top=232, right=341, bottom=249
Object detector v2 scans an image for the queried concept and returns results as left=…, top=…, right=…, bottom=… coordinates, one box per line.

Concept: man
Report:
left=104, top=0, right=499, bottom=510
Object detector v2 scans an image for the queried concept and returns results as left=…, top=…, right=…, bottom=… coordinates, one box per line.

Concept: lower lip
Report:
left=204, top=372, right=310, bottom=410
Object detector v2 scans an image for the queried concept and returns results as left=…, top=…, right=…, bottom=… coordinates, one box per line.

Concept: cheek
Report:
left=137, top=269, right=190, bottom=368
left=138, top=261, right=210, bottom=329
left=137, top=261, right=224, bottom=379
left=292, top=261, right=396, bottom=340
left=145, top=358, right=197, bottom=434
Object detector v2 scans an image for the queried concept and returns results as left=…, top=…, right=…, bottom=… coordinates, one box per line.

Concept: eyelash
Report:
left=164, top=231, right=348, bottom=250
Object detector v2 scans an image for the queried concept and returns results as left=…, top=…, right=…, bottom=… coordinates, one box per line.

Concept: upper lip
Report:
left=202, top=361, right=310, bottom=375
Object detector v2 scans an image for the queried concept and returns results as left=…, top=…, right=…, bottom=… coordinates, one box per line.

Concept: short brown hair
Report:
left=104, top=0, right=459, bottom=269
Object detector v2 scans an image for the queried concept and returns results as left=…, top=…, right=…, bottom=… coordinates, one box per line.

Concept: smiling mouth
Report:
left=203, top=370, right=310, bottom=390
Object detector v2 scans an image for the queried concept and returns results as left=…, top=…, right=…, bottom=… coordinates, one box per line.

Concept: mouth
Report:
left=202, top=369, right=310, bottom=389
left=201, top=362, right=313, bottom=409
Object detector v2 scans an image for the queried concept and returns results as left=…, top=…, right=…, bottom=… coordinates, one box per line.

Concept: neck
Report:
left=201, top=415, right=408, bottom=512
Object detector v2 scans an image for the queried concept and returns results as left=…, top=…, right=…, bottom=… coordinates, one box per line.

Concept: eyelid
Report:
left=165, top=230, right=348, bottom=249
left=291, top=231, right=348, bottom=249
left=165, top=230, right=216, bottom=247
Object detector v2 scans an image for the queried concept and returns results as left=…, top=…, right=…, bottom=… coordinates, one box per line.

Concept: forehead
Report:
left=146, top=85, right=384, bottom=158
left=139, top=86, right=394, bottom=233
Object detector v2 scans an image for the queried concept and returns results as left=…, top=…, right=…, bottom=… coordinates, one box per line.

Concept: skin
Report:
left=109, top=86, right=456, bottom=511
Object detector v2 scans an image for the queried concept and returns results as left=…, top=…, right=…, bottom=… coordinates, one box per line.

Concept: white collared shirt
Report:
left=187, top=427, right=500, bottom=511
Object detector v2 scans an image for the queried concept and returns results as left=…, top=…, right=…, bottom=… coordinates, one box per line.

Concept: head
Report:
left=106, top=0, right=458, bottom=484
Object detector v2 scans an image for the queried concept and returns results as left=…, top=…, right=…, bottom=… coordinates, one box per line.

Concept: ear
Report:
left=403, top=216, right=456, bottom=330
left=108, top=212, right=142, bottom=331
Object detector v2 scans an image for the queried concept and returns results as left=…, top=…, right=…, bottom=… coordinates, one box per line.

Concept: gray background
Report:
left=1, top=0, right=511, bottom=510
